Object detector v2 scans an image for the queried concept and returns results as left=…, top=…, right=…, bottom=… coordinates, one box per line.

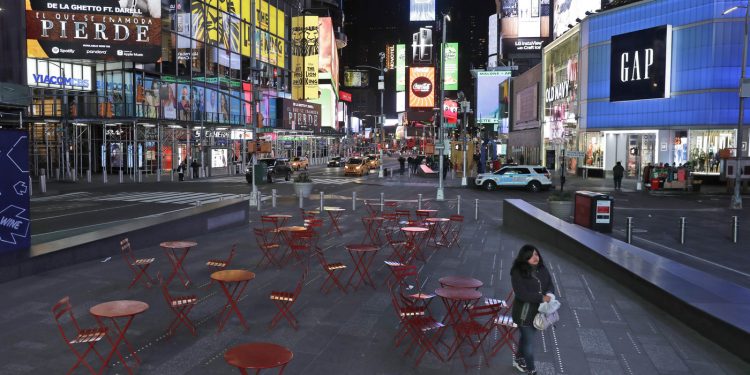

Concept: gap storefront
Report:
left=578, top=0, right=750, bottom=179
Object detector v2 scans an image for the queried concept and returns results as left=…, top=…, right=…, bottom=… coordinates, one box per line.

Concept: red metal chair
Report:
left=395, top=209, right=412, bottom=224
left=269, top=270, right=307, bottom=330
left=261, top=215, right=284, bottom=241
left=415, top=210, right=430, bottom=224
left=253, top=228, right=282, bottom=268
left=389, top=287, right=448, bottom=367
left=313, top=246, right=348, bottom=294
left=390, top=265, right=435, bottom=314
left=120, top=238, right=155, bottom=289
left=158, top=273, right=198, bottom=336
left=489, top=290, right=518, bottom=357
left=384, top=201, right=399, bottom=211
left=205, top=244, right=237, bottom=287
left=52, top=296, right=108, bottom=375
left=447, top=215, right=464, bottom=248
left=288, top=229, right=315, bottom=265
left=451, top=302, right=502, bottom=369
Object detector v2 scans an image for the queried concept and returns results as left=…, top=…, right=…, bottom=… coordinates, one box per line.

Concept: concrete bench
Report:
left=503, top=198, right=750, bottom=363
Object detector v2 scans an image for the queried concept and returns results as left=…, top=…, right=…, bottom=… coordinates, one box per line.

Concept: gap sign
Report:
left=0, top=130, right=30, bottom=252
left=609, top=25, right=672, bottom=102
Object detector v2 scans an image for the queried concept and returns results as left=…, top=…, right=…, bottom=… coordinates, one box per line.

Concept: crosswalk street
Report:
left=32, top=191, right=244, bottom=205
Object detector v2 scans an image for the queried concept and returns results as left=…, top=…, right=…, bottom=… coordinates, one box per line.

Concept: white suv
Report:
left=475, top=165, right=552, bottom=192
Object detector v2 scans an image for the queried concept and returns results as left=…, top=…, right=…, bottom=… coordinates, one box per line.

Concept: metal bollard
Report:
left=457, top=195, right=461, bottom=215
left=352, top=191, right=357, bottom=211
left=103, top=171, right=108, bottom=184
left=257, top=193, right=262, bottom=211
left=170, top=168, right=174, bottom=181
left=679, top=217, right=685, bottom=244
left=157, top=169, right=161, bottom=182
left=29, top=176, right=33, bottom=197
left=380, top=192, right=385, bottom=212
left=138, top=170, right=143, bottom=183
left=71, top=168, right=77, bottom=182
left=418, top=194, right=423, bottom=210
left=320, top=191, right=325, bottom=211
left=626, top=217, right=633, bottom=244
left=55, top=168, right=60, bottom=180
left=40, top=175, right=47, bottom=193
left=272, top=189, right=277, bottom=208
left=733, top=216, right=739, bottom=244
left=87, top=170, right=92, bottom=183
left=119, top=170, right=124, bottom=183
left=474, top=199, right=478, bottom=220
left=299, top=193, right=303, bottom=209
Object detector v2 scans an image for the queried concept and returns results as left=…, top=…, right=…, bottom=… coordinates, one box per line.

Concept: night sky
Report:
left=341, top=0, right=497, bottom=101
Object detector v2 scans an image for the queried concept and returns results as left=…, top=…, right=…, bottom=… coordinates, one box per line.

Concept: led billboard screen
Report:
left=476, top=71, right=512, bottom=124
left=409, top=67, right=435, bottom=108
left=25, top=0, right=162, bottom=62
left=409, top=0, right=435, bottom=21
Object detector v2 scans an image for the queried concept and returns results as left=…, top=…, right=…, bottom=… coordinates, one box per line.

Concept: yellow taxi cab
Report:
left=344, top=157, right=368, bottom=176
left=290, top=156, right=308, bottom=170
left=365, top=154, right=380, bottom=169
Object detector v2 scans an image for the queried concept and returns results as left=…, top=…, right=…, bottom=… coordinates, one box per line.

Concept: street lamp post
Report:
left=47, top=61, right=71, bottom=181
left=436, top=13, right=451, bottom=201
left=725, top=3, right=749, bottom=210
left=378, top=52, right=385, bottom=178
left=458, top=91, right=471, bottom=186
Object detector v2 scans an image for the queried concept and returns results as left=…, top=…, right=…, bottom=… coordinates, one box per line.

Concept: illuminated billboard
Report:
left=343, top=70, right=369, bottom=88
left=475, top=71, right=512, bottom=124
left=409, top=0, right=435, bottom=21
left=396, top=44, right=406, bottom=91
left=553, top=0, right=599, bottom=38
left=291, top=15, right=319, bottom=100
left=409, top=67, right=435, bottom=108
left=25, top=0, right=162, bottom=62
left=443, top=43, right=459, bottom=91
left=318, top=17, right=339, bottom=91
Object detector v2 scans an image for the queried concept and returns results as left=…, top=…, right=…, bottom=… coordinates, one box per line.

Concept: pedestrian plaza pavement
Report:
left=2, top=197, right=749, bottom=374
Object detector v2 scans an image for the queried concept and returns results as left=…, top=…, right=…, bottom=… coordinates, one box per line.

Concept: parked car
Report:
left=327, top=156, right=344, bottom=167
left=290, top=156, right=308, bottom=170
left=344, top=157, right=368, bottom=176
left=475, top=165, right=552, bottom=192
left=245, top=158, right=292, bottom=183
left=365, top=154, right=380, bottom=169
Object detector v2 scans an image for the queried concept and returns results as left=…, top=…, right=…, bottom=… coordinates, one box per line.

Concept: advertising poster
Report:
left=205, top=88, right=219, bottom=122
left=291, top=15, right=319, bottom=100
left=27, top=58, right=93, bottom=91
left=160, top=82, right=178, bottom=120
left=475, top=71, right=511, bottom=124
left=318, top=17, right=339, bottom=91
left=396, top=44, right=406, bottom=91
left=192, top=0, right=240, bottom=53
left=279, top=99, right=322, bottom=131
left=553, top=0, right=599, bottom=38
left=409, top=0, right=435, bottom=21
left=543, top=31, right=579, bottom=141
left=443, top=99, right=458, bottom=124
left=343, top=70, right=369, bottom=88
left=409, top=67, right=435, bottom=108
left=218, top=91, right=230, bottom=123
left=0, top=131, right=30, bottom=253
left=177, top=84, right=192, bottom=121
left=26, top=0, right=162, bottom=62
left=443, top=42, right=459, bottom=91
left=144, top=77, right=160, bottom=118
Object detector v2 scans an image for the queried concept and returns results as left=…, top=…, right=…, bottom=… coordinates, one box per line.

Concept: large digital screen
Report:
left=499, top=0, right=550, bottom=39
left=475, top=71, right=512, bottom=124
left=553, top=0, right=600, bottom=38
left=25, top=0, right=162, bottom=62
left=343, top=70, right=369, bottom=88
left=409, top=0, right=435, bottom=21
left=609, top=25, right=672, bottom=102
left=443, top=43, right=459, bottom=91
left=318, top=17, right=339, bottom=91
left=0, top=130, right=30, bottom=253
left=409, top=67, right=435, bottom=108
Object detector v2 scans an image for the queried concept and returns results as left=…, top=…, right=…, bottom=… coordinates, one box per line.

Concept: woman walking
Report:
left=510, top=244, right=556, bottom=374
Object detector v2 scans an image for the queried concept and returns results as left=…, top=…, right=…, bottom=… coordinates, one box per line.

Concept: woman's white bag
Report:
left=533, top=294, right=561, bottom=330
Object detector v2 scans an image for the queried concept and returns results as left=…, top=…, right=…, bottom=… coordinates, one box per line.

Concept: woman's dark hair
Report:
left=510, top=244, right=545, bottom=278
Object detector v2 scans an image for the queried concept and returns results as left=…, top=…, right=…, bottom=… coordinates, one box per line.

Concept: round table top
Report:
left=211, top=269, right=256, bottom=283
left=426, top=217, right=451, bottom=223
left=416, top=209, right=438, bottom=213
left=224, top=342, right=293, bottom=370
left=160, top=241, right=197, bottom=249
left=345, top=244, right=379, bottom=252
left=401, top=226, right=429, bottom=233
left=90, top=300, right=149, bottom=318
left=303, top=210, right=321, bottom=215
left=439, top=276, right=484, bottom=289
left=324, top=207, right=346, bottom=212
left=366, top=202, right=385, bottom=206
left=362, top=216, right=385, bottom=221
left=265, top=214, right=292, bottom=219
left=278, top=226, right=308, bottom=232
left=435, top=287, right=482, bottom=300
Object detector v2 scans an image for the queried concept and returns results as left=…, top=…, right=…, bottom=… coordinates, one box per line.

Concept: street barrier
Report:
left=119, top=170, right=123, bottom=183
left=626, top=217, right=633, bottom=244
left=418, top=194, right=423, bottom=210
left=40, top=175, right=47, bottom=193
left=320, top=191, right=324, bottom=211
left=55, top=168, right=60, bottom=180
left=733, top=216, right=739, bottom=244
left=380, top=192, right=384, bottom=212
left=679, top=217, right=686, bottom=244
left=299, top=193, right=303, bottom=209
left=272, top=189, right=277, bottom=208
left=87, top=169, right=92, bottom=183
left=474, top=199, right=478, bottom=221
left=352, top=191, right=357, bottom=211
left=71, top=168, right=77, bottom=182
left=103, top=171, right=108, bottom=184
left=29, top=176, right=33, bottom=196
left=457, top=195, right=461, bottom=215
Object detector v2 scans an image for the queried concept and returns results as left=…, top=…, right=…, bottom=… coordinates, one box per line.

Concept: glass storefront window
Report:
left=583, top=132, right=604, bottom=168
left=688, top=129, right=736, bottom=173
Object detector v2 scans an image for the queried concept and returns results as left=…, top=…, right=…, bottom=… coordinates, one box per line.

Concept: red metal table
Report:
left=439, top=276, right=484, bottom=290
left=224, top=342, right=293, bottom=374
left=264, top=214, right=292, bottom=241
left=435, top=287, right=482, bottom=326
left=425, top=217, right=451, bottom=247
left=361, top=216, right=385, bottom=245
left=344, top=244, right=380, bottom=291
left=160, top=241, right=197, bottom=288
left=400, top=226, right=429, bottom=262
left=416, top=209, right=438, bottom=218
left=277, top=226, right=308, bottom=264
left=324, top=207, right=346, bottom=235
left=90, top=300, right=149, bottom=375
left=211, top=270, right=256, bottom=332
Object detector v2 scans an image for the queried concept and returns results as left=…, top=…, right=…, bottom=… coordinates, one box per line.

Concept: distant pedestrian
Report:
left=613, top=161, right=624, bottom=190
left=511, top=244, right=556, bottom=375
left=442, top=155, right=450, bottom=179
left=407, top=156, right=414, bottom=176
left=177, top=159, right=186, bottom=181
left=191, top=159, right=200, bottom=179
left=519, top=154, right=525, bottom=165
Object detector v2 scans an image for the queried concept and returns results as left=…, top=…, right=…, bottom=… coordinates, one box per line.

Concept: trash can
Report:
left=650, top=178, right=660, bottom=190
left=254, top=164, right=267, bottom=184
left=573, top=191, right=614, bottom=233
